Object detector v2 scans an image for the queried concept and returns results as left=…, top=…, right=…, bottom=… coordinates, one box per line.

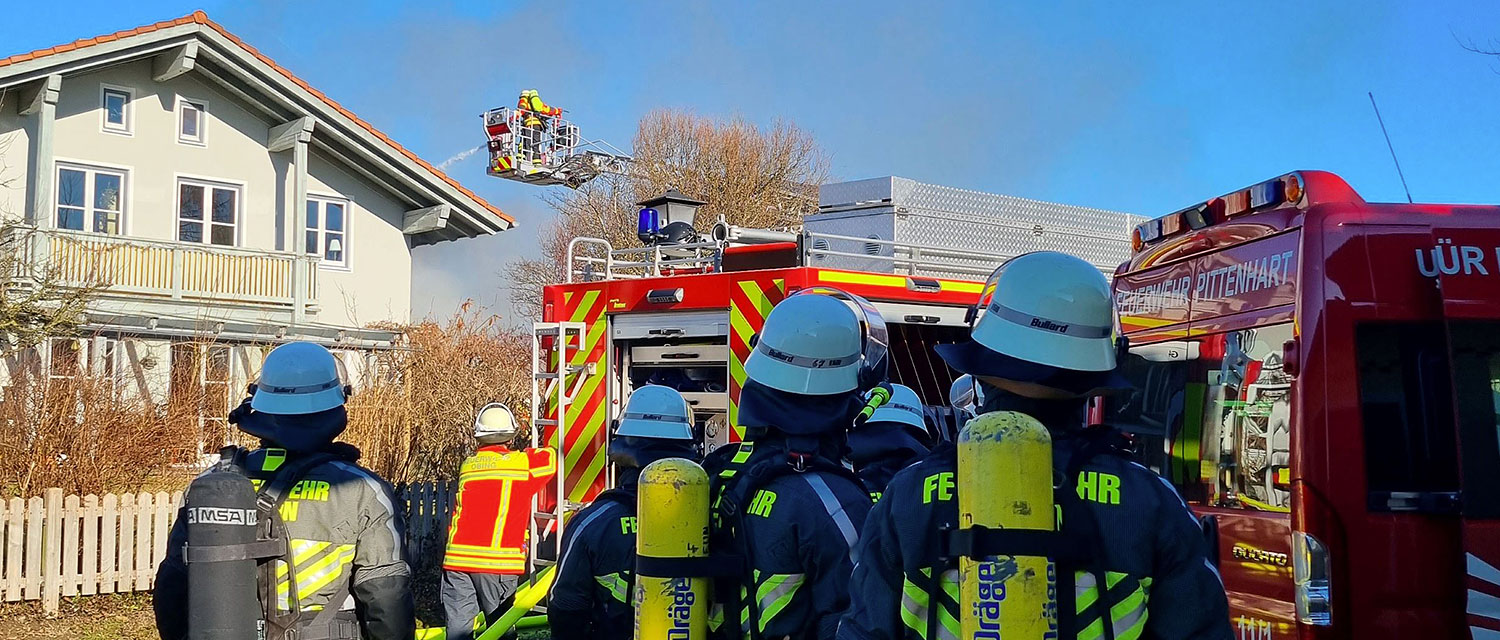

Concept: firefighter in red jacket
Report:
left=442, top=403, right=557, bottom=640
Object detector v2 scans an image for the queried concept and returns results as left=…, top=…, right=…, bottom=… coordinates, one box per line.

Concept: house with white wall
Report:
left=0, top=12, right=512, bottom=455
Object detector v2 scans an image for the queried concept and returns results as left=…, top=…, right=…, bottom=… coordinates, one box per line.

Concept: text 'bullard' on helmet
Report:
left=863, top=383, right=927, bottom=432
left=743, top=287, right=889, bottom=396
left=251, top=342, right=349, bottom=415
left=474, top=403, right=520, bottom=442
left=936, top=252, right=1130, bottom=395
left=614, top=384, right=695, bottom=441
left=608, top=385, right=701, bottom=469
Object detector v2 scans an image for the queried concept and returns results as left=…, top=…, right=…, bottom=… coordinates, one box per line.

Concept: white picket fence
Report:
left=1, top=481, right=457, bottom=616
left=0, top=488, right=182, bottom=614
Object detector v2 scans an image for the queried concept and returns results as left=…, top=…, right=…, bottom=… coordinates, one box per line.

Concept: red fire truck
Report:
left=524, top=178, right=1139, bottom=564
left=1113, top=170, right=1500, bottom=639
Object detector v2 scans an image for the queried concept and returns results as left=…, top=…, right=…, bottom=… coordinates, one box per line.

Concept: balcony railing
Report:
left=7, top=226, right=319, bottom=310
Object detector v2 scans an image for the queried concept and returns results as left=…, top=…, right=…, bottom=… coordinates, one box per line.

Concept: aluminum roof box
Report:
left=807, top=176, right=1143, bottom=280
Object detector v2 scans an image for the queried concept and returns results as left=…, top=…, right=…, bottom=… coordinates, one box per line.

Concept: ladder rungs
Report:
left=534, top=512, right=559, bottom=521
left=534, top=372, right=559, bottom=380
left=535, top=327, right=560, bottom=336
left=533, top=418, right=558, bottom=428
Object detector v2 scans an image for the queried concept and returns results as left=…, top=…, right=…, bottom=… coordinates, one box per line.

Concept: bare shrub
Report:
left=0, top=357, right=192, bottom=497
left=343, top=301, right=532, bottom=485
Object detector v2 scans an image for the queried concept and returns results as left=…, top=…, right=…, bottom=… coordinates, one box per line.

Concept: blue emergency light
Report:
left=637, top=208, right=661, bottom=244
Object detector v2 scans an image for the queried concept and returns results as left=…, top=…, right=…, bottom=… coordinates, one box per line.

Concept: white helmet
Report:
left=866, top=383, right=926, bottom=431
left=941, top=252, right=1117, bottom=375
left=251, top=342, right=348, bottom=415
left=474, top=403, right=520, bottom=442
left=744, top=287, right=888, bottom=395
left=615, top=385, right=695, bottom=441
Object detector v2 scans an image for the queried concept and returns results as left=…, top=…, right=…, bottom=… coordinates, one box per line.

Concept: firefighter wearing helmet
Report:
left=847, top=383, right=932, bottom=501
left=441, top=403, right=557, bottom=640
left=702, top=287, right=883, bottom=639
left=838, top=252, right=1233, bottom=640
left=154, top=342, right=415, bottom=640
left=549, top=385, right=703, bottom=640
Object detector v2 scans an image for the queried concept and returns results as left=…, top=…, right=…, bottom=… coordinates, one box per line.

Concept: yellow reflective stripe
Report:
left=817, top=270, right=907, bottom=288
left=458, top=470, right=530, bottom=482
left=293, top=544, right=357, bottom=600
left=938, top=569, right=958, bottom=605
left=899, top=578, right=929, bottom=639
left=277, top=540, right=332, bottom=578
left=1076, top=570, right=1100, bottom=613
left=594, top=573, right=630, bottom=603
left=1076, top=573, right=1150, bottom=640
left=941, top=280, right=984, bottom=294
left=900, top=570, right=958, bottom=640
left=731, top=443, right=754, bottom=464
left=756, top=573, right=804, bottom=631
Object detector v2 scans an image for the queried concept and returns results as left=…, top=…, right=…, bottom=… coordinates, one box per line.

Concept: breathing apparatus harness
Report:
left=934, top=422, right=1133, bottom=640
left=184, top=444, right=361, bottom=640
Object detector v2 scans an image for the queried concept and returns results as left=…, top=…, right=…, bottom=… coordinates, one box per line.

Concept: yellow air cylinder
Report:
left=634, top=458, right=710, bottom=640
left=958, top=410, right=1058, bottom=639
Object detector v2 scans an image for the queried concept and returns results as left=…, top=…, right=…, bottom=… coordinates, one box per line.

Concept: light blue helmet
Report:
left=744, top=288, right=889, bottom=395
left=866, top=383, right=926, bottom=430
left=615, top=384, right=695, bottom=441
left=251, top=342, right=348, bottom=415
left=609, top=385, right=699, bottom=469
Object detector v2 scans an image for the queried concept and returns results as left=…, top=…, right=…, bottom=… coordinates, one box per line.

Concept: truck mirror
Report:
left=1281, top=338, right=1300, bottom=378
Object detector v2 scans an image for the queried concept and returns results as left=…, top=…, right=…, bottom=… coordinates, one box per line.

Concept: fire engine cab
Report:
left=524, top=176, right=1140, bottom=568
left=1113, top=170, right=1500, bottom=639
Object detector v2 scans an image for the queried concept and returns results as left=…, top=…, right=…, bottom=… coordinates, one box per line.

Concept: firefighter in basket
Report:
left=847, top=383, right=932, bottom=501
left=837, top=251, right=1232, bottom=640
left=516, top=89, right=562, bottom=164
left=700, top=287, right=886, bottom=639
left=548, top=384, right=704, bottom=640
left=154, top=341, right=414, bottom=640
left=441, top=403, right=557, bottom=640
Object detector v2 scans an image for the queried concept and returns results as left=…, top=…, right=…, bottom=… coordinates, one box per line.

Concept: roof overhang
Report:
left=81, top=311, right=404, bottom=350
left=0, top=14, right=512, bottom=246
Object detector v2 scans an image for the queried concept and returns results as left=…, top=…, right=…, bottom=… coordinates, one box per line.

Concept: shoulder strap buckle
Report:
left=787, top=451, right=811, bottom=473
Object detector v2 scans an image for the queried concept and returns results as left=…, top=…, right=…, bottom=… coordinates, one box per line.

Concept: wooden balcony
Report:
left=8, top=226, right=319, bottom=311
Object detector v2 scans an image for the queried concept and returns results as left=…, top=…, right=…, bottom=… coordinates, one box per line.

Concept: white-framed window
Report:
left=176, top=96, right=207, bottom=145
left=56, top=163, right=126, bottom=234
left=47, top=337, right=83, bottom=384
left=177, top=178, right=241, bottom=246
left=306, top=196, right=349, bottom=267
left=100, top=84, right=133, bottom=135
left=171, top=342, right=234, bottom=455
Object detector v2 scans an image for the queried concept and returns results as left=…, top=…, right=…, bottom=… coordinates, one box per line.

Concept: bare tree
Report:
left=0, top=111, right=97, bottom=351
left=505, top=109, right=829, bottom=318
left=1455, top=28, right=1500, bottom=73
left=0, top=161, right=96, bottom=348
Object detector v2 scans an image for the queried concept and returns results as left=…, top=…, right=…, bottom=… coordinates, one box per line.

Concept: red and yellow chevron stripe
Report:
left=541, top=288, right=610, bottom=504
left=727, top=277, right=787, bottom=442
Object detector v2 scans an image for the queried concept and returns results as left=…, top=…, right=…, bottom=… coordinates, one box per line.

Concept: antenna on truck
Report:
left=1368, top=92, right=1414, bottom=204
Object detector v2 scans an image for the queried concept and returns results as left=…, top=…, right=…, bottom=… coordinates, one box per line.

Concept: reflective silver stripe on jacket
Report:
left=803, top=473, right=860, bottom=565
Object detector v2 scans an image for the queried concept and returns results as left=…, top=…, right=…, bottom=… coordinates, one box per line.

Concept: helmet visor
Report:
left=792, top=286, right=889, bottom=386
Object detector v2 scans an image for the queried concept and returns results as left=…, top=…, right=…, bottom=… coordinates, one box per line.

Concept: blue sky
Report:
left=7, top=1, right=1500, bottom=324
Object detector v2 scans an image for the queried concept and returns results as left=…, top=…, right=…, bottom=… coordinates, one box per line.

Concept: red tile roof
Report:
left=0, top=11, right=513, bottom=227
